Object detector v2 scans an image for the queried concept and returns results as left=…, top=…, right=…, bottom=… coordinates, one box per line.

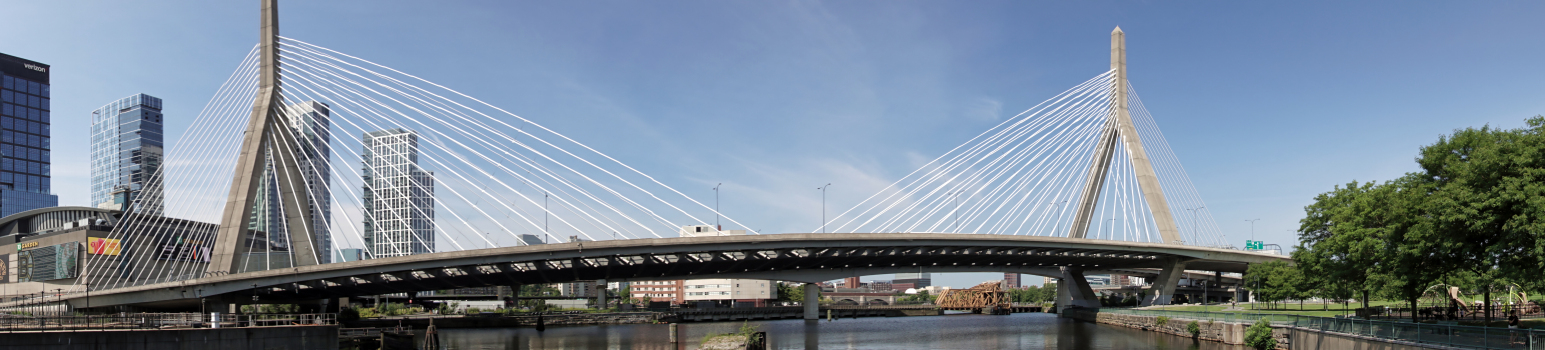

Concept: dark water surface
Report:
left=426, top=312, right=1248, bottom=349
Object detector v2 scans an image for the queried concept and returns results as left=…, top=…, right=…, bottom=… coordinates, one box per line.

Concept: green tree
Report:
left=1038, top=283, right=1059, bottom=303
left=898, top=290, right=936, bottom=304
left=1245, top=261, right=1302, bottom=309
left=777, top=282, right=802, bottom=304
left=1295, top=180, right=1386, bottom=311
left=1414, top=116, right=1545, bottom=322
left=784, top=283, right=811, bottom=304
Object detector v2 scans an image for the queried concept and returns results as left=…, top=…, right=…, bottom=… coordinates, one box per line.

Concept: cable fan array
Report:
left=76, top=39, right=748, bottom=291
left=825, top=71, right=1227, bottom=248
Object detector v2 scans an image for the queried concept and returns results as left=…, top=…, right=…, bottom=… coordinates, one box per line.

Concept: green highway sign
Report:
left=1245, top=240, right=1264, bottom=250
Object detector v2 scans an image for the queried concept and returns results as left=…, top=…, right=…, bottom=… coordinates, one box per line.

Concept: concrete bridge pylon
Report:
left=1060, top=27, right=1189, bottom=309
left=208, top=0, right=322, bottom=275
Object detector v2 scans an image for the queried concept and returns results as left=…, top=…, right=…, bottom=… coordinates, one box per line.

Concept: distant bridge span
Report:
left=17, top=233, right=1285, bottom=311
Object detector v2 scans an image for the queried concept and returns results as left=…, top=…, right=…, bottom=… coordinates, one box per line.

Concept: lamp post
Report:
left=713, top=183, right=722, bottom=230
left=1245, top=219, right=1261, bottom=246
left=1185, top=206, right=1205, bottom=240
left=53, top=289, right=61, bottom=315
left=544, top=192, right=549, bottom=244
left=818, top=184, right=831, bottom=233
left=1049, top=200, right=1068, bottom=235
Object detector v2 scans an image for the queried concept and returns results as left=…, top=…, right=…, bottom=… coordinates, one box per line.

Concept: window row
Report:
left=2, top=158, right=49, bottom=176
left=2, top=132, right=49, bottom=149
left=1, top=76, right=48, bottom=97
left=0, top=172, right=50, bottom=193
left=3, top=117, right=47, bottom=136
left=2, top=144, right=48, bottom=162
left=0, top=90, right=47, bottom=110
left=1, top=103, right=49, bottom=123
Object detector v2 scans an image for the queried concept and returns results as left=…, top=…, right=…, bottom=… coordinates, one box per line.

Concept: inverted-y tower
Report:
left=209, top=0, right=322, bottom=275
left=1064, top=27, right=1182, bottom=245
left=1057, top=27, right=1189, bottom=307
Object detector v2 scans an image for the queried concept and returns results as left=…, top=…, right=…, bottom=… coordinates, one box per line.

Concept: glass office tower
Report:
left=0, top=53, right=58, bottom=218
left=90, top=94, right=165, bottom=215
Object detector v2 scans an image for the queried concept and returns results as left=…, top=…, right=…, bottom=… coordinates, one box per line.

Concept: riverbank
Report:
left=416, top=312, right=1246, bottom=349
left=1065, top=309, right=1470, bottom=349
left=345, top=306, right=986, bottom=329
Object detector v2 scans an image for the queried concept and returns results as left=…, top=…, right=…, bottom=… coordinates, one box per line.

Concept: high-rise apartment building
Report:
left=90, top=94, right=164, bottom=215
left=0, top=53, right=58, bottom=217
left=242, top=101, right=333, bottom=271
left=361, top=128, right=434, bottom=258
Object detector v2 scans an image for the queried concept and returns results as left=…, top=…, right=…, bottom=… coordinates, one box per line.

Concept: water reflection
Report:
left=425, top=312, right=1245, bottom=349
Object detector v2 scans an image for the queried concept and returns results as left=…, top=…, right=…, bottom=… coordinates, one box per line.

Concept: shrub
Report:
left=1156, top=316, right=1170, bottom=326
left=1245, top=319, right=1277, bottom=350
left=1186, top=320, right=1201, bottom=338
left=339, top=308, right=360, bottom=322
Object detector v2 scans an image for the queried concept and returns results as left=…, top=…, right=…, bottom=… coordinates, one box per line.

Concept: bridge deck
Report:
left=10, top=233, right=1286, bottom=310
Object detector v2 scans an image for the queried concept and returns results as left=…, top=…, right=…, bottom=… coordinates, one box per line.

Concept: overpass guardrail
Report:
left=1104, top=308, right=1542, bottom=349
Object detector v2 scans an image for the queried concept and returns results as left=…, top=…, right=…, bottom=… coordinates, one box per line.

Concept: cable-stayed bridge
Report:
left=1, top=1, right=1285, bottom=314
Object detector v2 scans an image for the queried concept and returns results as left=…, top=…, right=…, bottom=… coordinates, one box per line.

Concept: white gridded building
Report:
left=361, top=128, right=435, bottom=258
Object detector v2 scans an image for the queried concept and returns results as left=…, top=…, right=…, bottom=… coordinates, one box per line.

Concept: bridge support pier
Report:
left=595, top=280, right=607, bottom=309
left=802, top=283, right=819, bottom=321
left=1141, top=258, right=1187, bottom=306
left=510, top=284, right=521, bottom=310
left=1056, top=268, right=1101, bottom=310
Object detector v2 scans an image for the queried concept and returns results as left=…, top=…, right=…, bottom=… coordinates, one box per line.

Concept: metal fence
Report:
left=1104, top=309, right=1544, bottom=350
left=0, top=313, right=336, bottom=332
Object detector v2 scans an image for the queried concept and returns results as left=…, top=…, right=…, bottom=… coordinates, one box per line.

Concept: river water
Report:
left=426, top=312, right=1248, bottom=349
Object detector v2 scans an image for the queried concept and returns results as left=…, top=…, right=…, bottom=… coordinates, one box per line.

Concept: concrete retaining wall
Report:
left=346, top=312, right=667, bottom=328
left=1063, top=310, right=1440, bottom=350
left=0, top=325, right=338, bottom=350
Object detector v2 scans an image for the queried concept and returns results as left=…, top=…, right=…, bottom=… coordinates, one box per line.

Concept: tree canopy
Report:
left=1289, top=116, right=1545, bottom=321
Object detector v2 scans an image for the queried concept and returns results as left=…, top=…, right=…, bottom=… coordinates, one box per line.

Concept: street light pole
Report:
left=713, top=183, right=722, bottom=230
left=1245, top=219, right=1261, bottom=244
left=819, top=184, right=832, bottom=233
left=1043, top=200, right=1069, bottom=236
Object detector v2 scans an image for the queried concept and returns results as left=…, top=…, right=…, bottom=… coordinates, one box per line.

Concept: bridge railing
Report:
left=0, top=313, right=336, bottom=332
left=1104, top=309, right=1543, bottom=349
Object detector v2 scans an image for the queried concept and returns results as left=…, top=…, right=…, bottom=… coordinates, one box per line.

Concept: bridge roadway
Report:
left=9, top=233, right=1287, bottom=311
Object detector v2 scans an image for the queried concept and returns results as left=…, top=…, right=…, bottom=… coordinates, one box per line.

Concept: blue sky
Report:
left=4, top=1, right=1542, bottom=288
